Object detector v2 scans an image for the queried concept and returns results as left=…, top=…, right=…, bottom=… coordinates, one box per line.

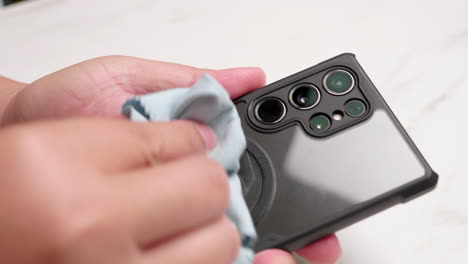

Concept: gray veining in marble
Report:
left=1, top=0, right=467, bottom=263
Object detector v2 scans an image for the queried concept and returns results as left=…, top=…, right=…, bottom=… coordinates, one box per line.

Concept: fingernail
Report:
left=196, top=124, right=216, bottom=149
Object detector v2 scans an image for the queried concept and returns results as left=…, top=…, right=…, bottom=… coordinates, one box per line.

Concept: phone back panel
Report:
left=234, top=53, right=437, bottom=251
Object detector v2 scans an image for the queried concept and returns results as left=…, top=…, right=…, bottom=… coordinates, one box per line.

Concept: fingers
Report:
left=254, top=235, right=341, bottom=264
left=95, top=55, right=266, bottom=99
left=0, top=76, right=27, bottom=91
left=3, top=56, right=266, bottom=125
left=254, top=249, right=296, bottom=264
left=295, top=234, right=341, bottom=264
left=24, top=118, right=214, bottom=172
left=0, top=76, right=27, bottom=125
left=140, top=216, right=240, bottom=264
left=114, top=154, right=230, bottom=246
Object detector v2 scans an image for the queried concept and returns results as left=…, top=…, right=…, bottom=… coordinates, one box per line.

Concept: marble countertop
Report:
left=1, top=0, right=467, bottom=263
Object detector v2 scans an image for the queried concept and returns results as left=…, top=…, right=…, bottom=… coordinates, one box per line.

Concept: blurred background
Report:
left=1, top=0, right=467, bottom=263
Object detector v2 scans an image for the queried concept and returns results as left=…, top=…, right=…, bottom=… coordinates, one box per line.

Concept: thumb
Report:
left=254, top=249, right=296, bottom=264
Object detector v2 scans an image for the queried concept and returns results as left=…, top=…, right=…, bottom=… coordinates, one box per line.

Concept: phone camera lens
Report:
left=345, top=99, right=366, bottom=117
left=289, top=84, right=321, bottom=109
left=323, top=69, right=355, bottom=95
left=310, top=114, right=331, bottom=132
left=254, top=97, right=286, bottom=124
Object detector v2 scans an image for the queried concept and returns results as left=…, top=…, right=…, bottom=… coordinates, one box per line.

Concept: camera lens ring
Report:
left=288, top=83, right=321, bottom=110
left=309, top=114, right=332, bottom=132
left=323, top=69, right=355, bottom=95
left=345, top=99, right=367, bottom=117
left=254, top=97, right=287, bottom=124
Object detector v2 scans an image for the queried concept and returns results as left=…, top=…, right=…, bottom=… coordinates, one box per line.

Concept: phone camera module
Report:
left=345, top=99, right=366, bottom=117
left=310, top=114, right=331, bottom=132
left=323, top=69, right=355, bottom=95
left=254, top=97, right=287, bottom=124
left=289, top=84, right=321, bottom=110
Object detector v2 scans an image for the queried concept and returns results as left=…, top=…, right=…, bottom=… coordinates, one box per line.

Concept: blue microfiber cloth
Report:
left=121, top=74, right=257, bottom=264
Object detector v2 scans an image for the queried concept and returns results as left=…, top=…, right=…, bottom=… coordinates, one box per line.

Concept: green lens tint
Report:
left=324, top=70, right=354, bottom=95
left=309, top=114, right=331, bottom=132
left=345, top=99, right=366, bottom=117
left=290, top=84, right=321, bottom=109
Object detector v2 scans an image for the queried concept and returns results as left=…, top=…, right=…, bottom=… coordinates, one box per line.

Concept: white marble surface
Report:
left=1, top=0, right=467, bottom=263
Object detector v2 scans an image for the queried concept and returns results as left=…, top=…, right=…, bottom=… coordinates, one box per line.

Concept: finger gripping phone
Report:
left=234, top=53, right=438, bottom=252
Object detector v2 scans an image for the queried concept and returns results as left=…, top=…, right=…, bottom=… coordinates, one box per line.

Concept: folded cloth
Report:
left=121, top=74, right=257, bottom=264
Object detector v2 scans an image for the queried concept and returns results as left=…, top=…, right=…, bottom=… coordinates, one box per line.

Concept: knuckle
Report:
left=1, top=125, right=51, bottom=158
left=135, top=123, right=165, bottom=165
left=28, top=210, right=84, bottom=259
left=144, top=139, right=164, bottom=166
left=42, top=208, right=125, bottom=260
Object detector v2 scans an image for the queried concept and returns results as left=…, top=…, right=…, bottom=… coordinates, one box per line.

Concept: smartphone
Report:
left=234, top=53, right=438, bottom=252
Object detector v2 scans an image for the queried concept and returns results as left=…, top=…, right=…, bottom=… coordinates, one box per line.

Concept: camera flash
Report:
left=332, top=111, right=343, bottom=121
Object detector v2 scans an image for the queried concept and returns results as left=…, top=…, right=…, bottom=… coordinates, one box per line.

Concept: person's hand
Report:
left=0, top=118, right=242, bottom=264
left=1, top=56, right=265, bottom=126
left=0, top=118, right=339, bottom=264
left=0, top=56, right=341, bottom=263
left=254, top=235, right=341, bottom=264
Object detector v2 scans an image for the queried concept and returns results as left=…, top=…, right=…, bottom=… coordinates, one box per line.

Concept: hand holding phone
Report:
left=234, top=53, right=438, bottom=252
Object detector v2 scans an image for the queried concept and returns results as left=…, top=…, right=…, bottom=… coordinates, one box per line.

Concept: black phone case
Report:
left=234, top=53, right=438, bottom=252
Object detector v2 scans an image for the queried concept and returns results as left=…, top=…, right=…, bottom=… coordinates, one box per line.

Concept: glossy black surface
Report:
left=235, top=53, right=438, bottom=251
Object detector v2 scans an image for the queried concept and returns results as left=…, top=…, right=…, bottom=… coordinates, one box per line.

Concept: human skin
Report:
left=0, top=56, right=341, bottom=264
